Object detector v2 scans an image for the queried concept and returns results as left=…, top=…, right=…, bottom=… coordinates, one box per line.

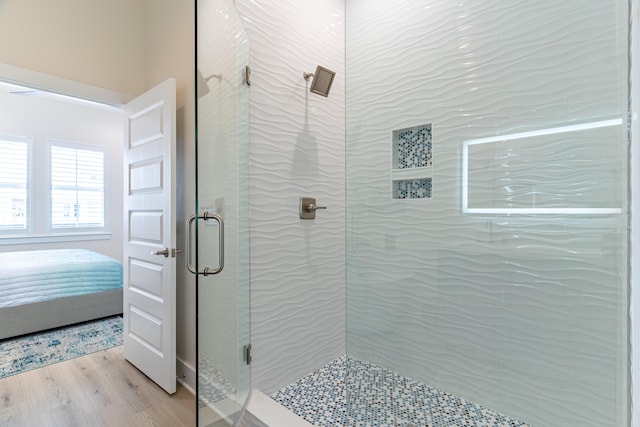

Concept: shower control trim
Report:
left=300, top=197, right=327, bottom=220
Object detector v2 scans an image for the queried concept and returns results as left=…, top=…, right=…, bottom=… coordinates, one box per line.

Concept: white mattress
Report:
left=0, top=249, right=123, bottom=308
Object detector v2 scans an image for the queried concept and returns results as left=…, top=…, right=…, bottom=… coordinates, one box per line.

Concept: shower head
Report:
left=303, top=65, right=336, bottom=97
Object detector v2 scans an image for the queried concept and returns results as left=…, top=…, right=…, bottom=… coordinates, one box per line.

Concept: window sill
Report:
left=0, top=232, right=111, bottom=245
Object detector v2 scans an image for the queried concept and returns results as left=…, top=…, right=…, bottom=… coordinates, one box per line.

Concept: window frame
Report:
left=46, top=138, right=110, bottom=235
left=0, top=134, right=33, bottom=236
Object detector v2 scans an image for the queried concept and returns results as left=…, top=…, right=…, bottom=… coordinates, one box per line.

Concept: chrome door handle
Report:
left=187, top=211, right=225, bottom=276
left=152, top=248, right=182, bottom=258
left=187, top=215, right=196, bottom=273
left=152, top=248, right=169, bottom=257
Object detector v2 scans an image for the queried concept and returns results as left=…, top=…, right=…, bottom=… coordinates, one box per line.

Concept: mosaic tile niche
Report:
left=392, top=124, right=433, bottom=199
left=395, top=178, right=432, bottom=199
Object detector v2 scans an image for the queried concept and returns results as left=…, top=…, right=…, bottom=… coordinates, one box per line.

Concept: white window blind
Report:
left=0, top=137, right=29, bottom=231
left=50, top=144, right=105, bottom=229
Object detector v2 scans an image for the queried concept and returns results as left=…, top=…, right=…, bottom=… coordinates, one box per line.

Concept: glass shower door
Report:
left=195, top=0, right=250, bottom=425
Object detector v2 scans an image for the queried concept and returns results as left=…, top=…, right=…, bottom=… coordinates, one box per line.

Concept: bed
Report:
left=0, top=248, right=123, bottom=340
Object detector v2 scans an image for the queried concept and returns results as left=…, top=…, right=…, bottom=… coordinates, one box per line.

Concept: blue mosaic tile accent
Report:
left=394, top=125, right=433, bottom=170
left=395, top=178, right=432, bottom=199
left=273, top=356, right=531, bottom=427
left=198, top=355, right=238, bottom=407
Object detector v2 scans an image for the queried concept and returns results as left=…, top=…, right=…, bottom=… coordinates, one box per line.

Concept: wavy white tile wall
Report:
left=346, top=1, right=628, bottom=427
left=235, top=0, right=346, bottom=395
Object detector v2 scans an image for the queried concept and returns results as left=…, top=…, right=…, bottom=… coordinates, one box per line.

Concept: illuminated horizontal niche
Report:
left=462, top=118, right=624, bottom=215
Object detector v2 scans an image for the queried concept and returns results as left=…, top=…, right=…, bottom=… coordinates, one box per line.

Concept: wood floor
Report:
left=0, top=346, right=196, bottom=427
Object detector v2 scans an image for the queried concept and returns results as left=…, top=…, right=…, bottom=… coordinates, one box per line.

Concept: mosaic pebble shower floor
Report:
left=273, top=356, right=531, bottom=427
left=198, top=355, right=237, bottom=407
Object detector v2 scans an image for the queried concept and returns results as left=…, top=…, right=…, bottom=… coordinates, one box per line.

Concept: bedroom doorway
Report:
left=0, top=67, right=180, bottom=396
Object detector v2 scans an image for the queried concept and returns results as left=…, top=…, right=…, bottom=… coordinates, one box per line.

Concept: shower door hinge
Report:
left=243, top=343, right=252, bottom=365
left=244, top=66, right=252, bottom=87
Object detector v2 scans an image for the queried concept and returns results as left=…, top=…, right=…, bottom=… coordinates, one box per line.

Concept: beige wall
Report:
left=0, top=0, right=197, bottom=373
left=0, top=0, right=148, bottom=96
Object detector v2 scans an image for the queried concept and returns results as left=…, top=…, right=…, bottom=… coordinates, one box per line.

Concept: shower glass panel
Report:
left=196, top=0, right=250, bottom=425
left=346, top=1, right=629, bottom=427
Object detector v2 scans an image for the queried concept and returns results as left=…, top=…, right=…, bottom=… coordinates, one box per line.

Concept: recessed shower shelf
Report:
left=391, top=123, right=433, bottom=199
left=391, top=166, right=432, bottom=181
left=392, top=177, right=432, bottom=200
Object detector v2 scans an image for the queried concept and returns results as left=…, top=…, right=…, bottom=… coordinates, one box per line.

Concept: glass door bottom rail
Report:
left=272, top=356, right=530, bottom=427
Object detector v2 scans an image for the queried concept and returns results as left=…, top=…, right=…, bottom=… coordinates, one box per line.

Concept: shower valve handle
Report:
left=299, top=197, right=326, bottom=220
left=304, top=203, right=327, bottom=212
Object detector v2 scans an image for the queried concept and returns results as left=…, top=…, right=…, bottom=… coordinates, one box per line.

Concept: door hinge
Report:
left=244, top=65, right=252, bottom=87
left=243, top=344, right=252, bottom=365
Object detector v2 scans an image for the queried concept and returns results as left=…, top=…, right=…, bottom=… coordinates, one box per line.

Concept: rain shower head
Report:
left=303, top=65, right=336, bottom=97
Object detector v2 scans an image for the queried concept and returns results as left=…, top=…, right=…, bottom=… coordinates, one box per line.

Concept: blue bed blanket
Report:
left=0, top=249, right=123, bottom=308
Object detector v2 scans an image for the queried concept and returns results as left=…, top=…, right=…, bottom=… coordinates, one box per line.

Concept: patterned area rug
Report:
left=0, top=315, right=123, bottom=379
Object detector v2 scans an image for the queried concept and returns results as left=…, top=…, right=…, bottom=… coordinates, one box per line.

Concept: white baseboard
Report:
left=177, top=356, right=196, bottom=395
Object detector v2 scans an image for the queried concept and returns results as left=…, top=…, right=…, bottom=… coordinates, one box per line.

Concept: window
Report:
left=0, top=81, right=118, bottom=244
left=49, top=142, right=106, bottom=229
left=0, top=136, right=108, bottom=239
left=0, top=136, right=30, bottom=232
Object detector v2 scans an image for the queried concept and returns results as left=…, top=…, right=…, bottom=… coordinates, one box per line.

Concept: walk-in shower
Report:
left=343, top=2, right=628, bottom=426
left=196, top=1, right=631, bottom=426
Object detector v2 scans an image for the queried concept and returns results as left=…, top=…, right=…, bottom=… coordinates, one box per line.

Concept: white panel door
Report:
left=123, top=78, right=177, bottom=394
